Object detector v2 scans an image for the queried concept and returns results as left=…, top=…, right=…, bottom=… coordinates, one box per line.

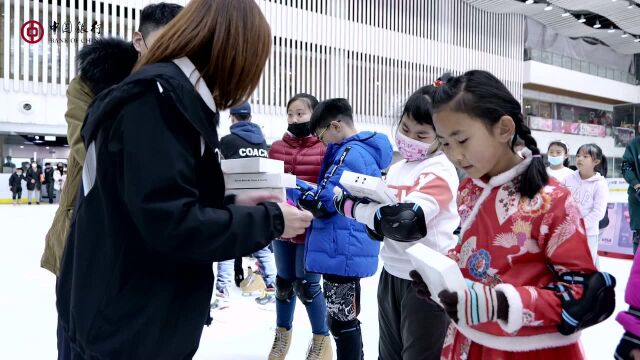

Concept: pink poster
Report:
left=599, top=202, right=635, bottom=258
left=579, top=123, right=606, bottom=137
left=528, top=117, right=553, bottom=132
left=563, top=122, right=580, bottom=135
left=552, top=120, right=564, bottom=132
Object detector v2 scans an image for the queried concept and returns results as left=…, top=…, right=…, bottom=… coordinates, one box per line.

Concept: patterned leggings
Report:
left=323, top=274, right=363, bottom=360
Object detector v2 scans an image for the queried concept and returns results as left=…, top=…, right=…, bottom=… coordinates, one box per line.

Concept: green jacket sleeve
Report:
left=623, top=142, right=640, bottom=189
left=65, top=76, right=94, bottom=165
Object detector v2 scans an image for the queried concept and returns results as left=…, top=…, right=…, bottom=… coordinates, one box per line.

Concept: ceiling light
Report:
left=594, top=19, right=601, bottom=28
left=525, top=0, right=534, bottom=4
left=561, top=10, right=572, bottom=16
left=44, top=135, right=56, bottom=141
left=634, top=37, right=640, bottom=42
left=45, top=146, right=50, bottom=149
left=612, top=0, right=618, bottom=2
left=622, top=32, right=630, bottom=37
left=544, top=2, right=553, bottom=10
left=578, top=15, right=586, bottom=23
left=629, top=1, right=635, bottom=8
left=20, top=146, right=24, bottom=149
left=609, top=26, right=616, bottom=32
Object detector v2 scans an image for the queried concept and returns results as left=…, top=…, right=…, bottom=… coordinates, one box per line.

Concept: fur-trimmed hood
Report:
left=76, top=37, right=138, bottom=95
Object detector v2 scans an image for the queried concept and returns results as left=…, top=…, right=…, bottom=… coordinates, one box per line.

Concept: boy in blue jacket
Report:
left=295, top=98, right=393, bottom=360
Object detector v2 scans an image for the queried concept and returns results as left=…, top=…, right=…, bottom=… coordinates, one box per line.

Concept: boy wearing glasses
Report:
left=294, top=98, right=393, bottom=359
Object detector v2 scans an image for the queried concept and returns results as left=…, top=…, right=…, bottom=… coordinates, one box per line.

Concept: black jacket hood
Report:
left=82, top=62, right=220, bottom=152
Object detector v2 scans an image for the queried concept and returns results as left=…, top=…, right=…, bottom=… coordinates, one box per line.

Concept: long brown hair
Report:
left=134, top=0, right=271, bottom=110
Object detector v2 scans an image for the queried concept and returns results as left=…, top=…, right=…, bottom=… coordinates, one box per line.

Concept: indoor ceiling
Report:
left=463, top=0, right=640, bottom=54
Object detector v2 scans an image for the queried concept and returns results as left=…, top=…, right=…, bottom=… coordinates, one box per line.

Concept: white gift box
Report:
left=224, top=173, right=296, bottom=189
left=221, top=158, right=284, bottom=174
left=405, top=243, right=467, bottom=306
left=339, top=170, right=398, bottom=204
left=225, top=188, right=287, bottom=200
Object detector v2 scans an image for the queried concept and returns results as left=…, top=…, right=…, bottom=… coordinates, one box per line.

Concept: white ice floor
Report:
left=0, top=204, right=633, bottom=359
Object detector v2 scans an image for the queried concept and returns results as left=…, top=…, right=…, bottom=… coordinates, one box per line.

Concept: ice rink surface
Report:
left=0, top=204, right=632, bottom=359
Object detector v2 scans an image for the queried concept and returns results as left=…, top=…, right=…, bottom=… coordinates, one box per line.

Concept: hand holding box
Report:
left=406, top=243, right=467, bottom=306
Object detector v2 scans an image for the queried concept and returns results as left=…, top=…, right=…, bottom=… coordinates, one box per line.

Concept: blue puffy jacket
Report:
left=299, top=131, right=393, bottom=278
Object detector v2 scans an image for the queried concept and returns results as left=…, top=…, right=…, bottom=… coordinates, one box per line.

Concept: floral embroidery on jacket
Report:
left=467, top=249, right=492, bottom=280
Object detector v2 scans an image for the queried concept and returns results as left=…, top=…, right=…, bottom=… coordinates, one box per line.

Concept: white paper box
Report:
left=221, top=158, right=284, bottom=174
left=405, top=243, right=467, bottom=305
left=339, top=171, right=398, bottom=204
left=225, top=188, right=286, bottom=200
left=224, top=173, right=296, bottom=189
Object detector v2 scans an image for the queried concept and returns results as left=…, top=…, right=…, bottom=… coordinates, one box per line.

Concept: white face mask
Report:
left=548, top=155, right=565, bottom=166
left=395, top=131, right=435, bottom=162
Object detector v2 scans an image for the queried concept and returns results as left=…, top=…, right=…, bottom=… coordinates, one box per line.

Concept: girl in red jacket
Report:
left=267, top=94, right=330, bottom=359
left=411, top=71, right=613, bottom=359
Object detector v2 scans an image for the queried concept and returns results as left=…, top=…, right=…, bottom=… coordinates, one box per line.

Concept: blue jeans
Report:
left=215, top=260, right=235, bottom=292
left=273, top=240, right=329, bottom=336
left=215, top=246, right=277, bottom=290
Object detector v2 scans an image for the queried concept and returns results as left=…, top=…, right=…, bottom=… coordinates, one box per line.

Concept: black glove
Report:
left=409, top=270, right=432, bottom=300
left=373, top=203, right=427, bottom=242
left=298, top=196, right=330, bottom=218
left=616, top=332, right=640, bottom=360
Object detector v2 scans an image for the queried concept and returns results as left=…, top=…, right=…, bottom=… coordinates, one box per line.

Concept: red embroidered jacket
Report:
left=445, top=157, right=597, bottom=354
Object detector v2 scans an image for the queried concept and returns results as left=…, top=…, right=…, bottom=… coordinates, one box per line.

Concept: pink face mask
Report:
left=395, top=131, right=434, bottom=162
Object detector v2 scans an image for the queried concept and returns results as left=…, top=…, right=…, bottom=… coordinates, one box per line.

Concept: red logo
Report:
left=21, top=20, right=44, bottom=44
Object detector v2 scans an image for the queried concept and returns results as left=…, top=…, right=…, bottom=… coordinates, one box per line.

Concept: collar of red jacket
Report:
left=282, top=132, right=322, bottom=148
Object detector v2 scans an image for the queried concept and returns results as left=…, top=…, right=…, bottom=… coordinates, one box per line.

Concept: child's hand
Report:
left=437, top=282, right=509, bottom=327
left=409, top=270, right=431, bottom=300
left=233, top=192, right=283, bottom=206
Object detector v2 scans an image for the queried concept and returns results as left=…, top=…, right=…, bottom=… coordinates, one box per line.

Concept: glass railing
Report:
left=525, top=48, right=637, bottom=85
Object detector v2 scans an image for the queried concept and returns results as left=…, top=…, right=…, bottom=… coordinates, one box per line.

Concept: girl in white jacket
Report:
left=563, top=143, right=609, bottom=268
left=334, top=86, right=460, bottom=359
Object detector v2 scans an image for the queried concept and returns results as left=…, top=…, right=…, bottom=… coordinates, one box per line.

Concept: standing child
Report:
left=217, top=102, right=277, bottom=301
left=267, top=93, right=329, bottom=360
left=563, top=144, right=608, bottom=268
left=9, top=168, right=25, bottom=205
left=334, top=86, right=459, bottom=359
left=411, top=70, right=612, bottom=360
left=297, top=98, right=393, bottom=360
left=546, top=141, right=573, bottom=182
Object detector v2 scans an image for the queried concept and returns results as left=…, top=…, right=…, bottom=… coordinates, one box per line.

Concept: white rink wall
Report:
left=1, top=0, right=525, bottom=142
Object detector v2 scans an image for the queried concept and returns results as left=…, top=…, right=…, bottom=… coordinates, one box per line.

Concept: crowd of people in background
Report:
left=0, top=0, right=637, bottom=360
left=7, top=158, right=67, bottom=205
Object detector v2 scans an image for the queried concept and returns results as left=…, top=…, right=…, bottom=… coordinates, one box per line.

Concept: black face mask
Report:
left=287, top=122, right=311, bottom=138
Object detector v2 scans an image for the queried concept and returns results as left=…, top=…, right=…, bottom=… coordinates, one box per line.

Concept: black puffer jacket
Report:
left=25, top=166, right=42, bottom=191
left=56, top=62, right=284, bottom=359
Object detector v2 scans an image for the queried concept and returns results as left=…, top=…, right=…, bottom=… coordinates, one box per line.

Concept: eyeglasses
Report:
left=315, top=125, right=331, bottom=141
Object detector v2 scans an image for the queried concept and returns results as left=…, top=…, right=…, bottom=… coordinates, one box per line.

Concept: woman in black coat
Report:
left=55, top=1, right=312, bottom=359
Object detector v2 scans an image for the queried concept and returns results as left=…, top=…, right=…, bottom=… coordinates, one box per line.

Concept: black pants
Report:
left=377, top=269, right=449, bottom=360
left=57, top=320, right=86, bottom=360
left=46, top=182, right=55, bottom=203
left=12, top=190, right=22, bottom=200
left=323, top=274, right=363, bottom=360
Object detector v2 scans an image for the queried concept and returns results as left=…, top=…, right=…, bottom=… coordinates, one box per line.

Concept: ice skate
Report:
left=241, top=268, right=266, bottom=296
left=255, top=285, right=276, bottom=305
left=305, top=334, right=332, bottom=360
left=268, top=327, right=292, bottom=360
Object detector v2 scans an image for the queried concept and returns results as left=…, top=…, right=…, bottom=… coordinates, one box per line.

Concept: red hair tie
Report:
left=434, top=79, right=444, bottom=87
